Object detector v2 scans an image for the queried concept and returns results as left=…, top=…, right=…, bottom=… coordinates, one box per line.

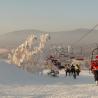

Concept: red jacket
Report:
left=91, top=60, right=98, bottom=71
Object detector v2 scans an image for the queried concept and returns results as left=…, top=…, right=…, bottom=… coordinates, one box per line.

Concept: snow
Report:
left=0, top=59, right=98, bottom=98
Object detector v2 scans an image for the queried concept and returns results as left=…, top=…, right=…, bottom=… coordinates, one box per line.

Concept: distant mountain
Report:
left=0, top=28, right=98, bottom=49
left=0, top=29, right=44, bottom=48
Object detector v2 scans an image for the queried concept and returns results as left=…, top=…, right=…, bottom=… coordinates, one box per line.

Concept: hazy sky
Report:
left=0, top=0, right=98, bottom=34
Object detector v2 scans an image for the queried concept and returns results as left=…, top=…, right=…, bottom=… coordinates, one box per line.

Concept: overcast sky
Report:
left=0, top=0, right=98, bottom=34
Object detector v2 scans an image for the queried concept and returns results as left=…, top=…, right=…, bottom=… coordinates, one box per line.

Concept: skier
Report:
left=75, top=64, right=81, bottom=76
left=65, top=64, right=71, bottom=76
left=70, top=64, right=76, bottom=79
left=48, top=57, right=59, bottom=77
left=90, top=55, right=98, bottom=85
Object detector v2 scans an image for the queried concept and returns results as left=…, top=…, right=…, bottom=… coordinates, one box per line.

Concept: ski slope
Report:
left=0, top=59, right=98, bottom=98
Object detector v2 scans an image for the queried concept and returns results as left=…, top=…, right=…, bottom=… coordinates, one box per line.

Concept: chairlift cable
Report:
left=72, top=24, right=98, bottom=45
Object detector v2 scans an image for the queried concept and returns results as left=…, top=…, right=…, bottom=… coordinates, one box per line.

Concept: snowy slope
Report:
left=0, top=59, right=34, bottom=84
left=0, top=59, right=98, bottom=98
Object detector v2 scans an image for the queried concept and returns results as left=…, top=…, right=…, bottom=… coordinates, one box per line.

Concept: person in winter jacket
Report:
left=70, top=64, right=76, bottom=79
left=75, top=64, right=81, bottom=76
left=91, top=55, right=98, bottom=85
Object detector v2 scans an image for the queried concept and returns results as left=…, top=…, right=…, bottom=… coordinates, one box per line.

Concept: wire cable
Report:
left=72, top=24, right=98, bottom=45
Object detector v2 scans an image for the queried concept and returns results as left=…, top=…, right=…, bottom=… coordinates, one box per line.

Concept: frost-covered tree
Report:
left=8, top=33, right=50, bottom=73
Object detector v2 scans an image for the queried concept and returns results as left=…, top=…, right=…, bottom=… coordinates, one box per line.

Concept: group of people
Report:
left=46, top=54, right=98, bottom=85
left=65, top=64, right=81, bottom=79
left=45, top=53, right=98, bottom=85
left=47, top=55, right=81, bottom=78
